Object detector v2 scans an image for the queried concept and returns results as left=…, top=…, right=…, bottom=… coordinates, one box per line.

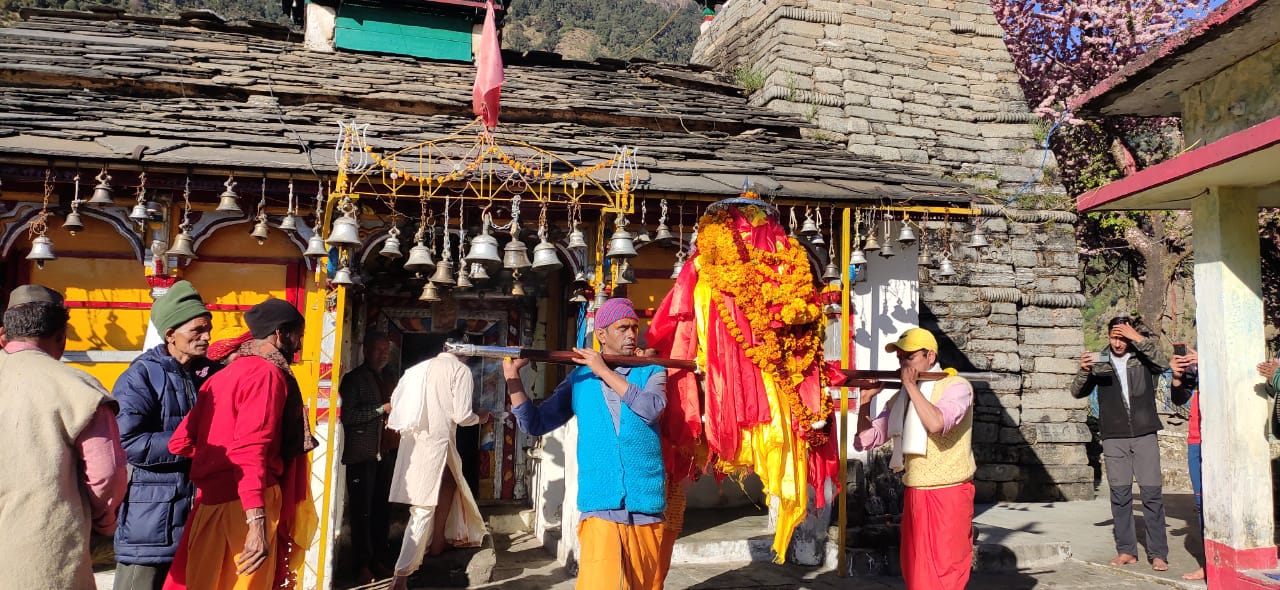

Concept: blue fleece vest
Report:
left=570, top=364, right=666, bottom=514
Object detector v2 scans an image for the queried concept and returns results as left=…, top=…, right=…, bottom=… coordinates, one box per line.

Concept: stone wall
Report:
left=694, top=0, right=1091, bottom=504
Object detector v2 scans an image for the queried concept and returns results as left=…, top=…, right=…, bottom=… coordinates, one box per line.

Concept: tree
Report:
left=990, top=0, right=1213, bottom=344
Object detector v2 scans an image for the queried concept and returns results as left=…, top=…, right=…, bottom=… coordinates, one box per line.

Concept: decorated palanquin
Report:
left=647, top=197, right=840, bottom=561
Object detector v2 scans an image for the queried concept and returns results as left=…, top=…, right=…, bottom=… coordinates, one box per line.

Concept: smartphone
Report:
left=1173, top=343, right=1187, bottom=356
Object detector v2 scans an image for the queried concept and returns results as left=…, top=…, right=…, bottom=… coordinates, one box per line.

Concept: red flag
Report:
left=472, top=0, right=505, bottom=128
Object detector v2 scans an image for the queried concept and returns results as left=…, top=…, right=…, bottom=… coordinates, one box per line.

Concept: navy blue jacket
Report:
left=112, top=345, right=221, bottom=564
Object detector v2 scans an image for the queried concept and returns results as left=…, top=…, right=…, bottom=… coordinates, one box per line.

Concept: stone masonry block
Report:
left=1022, top=373, right=1075, bottom=390
left=1022, top=443, right=1089, bottom=466
left=976, top=464, right=1022, bottom=483
left=1019, top=328, right=1084, bottom=347
left=1019, top=422, right=1092, bottom=444
left=1018, top=307, right=1078, bottom=328
left=1021, top=389, right=1088, bottom=410
left=1035, top=357, right=1080, bottom=374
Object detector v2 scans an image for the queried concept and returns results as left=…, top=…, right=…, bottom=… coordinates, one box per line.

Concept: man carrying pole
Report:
left=854, top=327, right=975, bottom=590
left=504, top=297, right=668, bottom=589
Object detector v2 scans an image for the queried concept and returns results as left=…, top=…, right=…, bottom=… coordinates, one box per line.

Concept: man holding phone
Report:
left=1071, top=316, right=1171, bottom=572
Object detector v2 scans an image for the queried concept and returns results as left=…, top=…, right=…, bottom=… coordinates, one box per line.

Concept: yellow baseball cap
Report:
left=885, top=328, right=938, bottom=353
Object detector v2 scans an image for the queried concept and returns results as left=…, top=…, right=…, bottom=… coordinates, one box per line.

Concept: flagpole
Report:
left=837, top=206, right=852, bottom=577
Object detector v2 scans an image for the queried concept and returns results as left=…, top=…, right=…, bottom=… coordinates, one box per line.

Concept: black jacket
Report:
left=1071, top=338, right=1169, bottom=440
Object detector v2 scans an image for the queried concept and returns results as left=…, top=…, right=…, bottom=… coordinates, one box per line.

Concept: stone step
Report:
left=406, top=533, right=497, bottom=588
left=485, top=505, right=535, bottom=535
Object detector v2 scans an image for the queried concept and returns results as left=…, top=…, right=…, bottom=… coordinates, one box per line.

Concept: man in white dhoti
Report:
left=386, top=333, right=491, bottom=590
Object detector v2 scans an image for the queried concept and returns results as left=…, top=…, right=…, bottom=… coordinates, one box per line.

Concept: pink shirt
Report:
left=4, top=341, right=127, bottom=534
left=854, top=381, right=972, bottom=450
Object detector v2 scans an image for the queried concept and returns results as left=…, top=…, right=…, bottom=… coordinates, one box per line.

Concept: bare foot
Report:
left=1110, top=553, right=1139, bottom=566
left=1181, top=567, right=1205, bottom=580
left=1152, top=557, right=1169, bottom=572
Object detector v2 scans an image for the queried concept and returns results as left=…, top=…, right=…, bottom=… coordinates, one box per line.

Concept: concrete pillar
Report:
left=1191, top=186, right=1278, bottom=584
left=304, top=2, right=337, bottom=53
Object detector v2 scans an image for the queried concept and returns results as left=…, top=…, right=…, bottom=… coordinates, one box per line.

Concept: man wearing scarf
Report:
left=505, top=298, right=668, bottom=590
left=854, top=328, right=975, bottom=590
left=164, top=298, right=316, bottom=590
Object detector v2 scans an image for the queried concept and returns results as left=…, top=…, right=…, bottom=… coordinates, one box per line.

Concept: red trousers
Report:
left=901, top=481, right=974, bottom=590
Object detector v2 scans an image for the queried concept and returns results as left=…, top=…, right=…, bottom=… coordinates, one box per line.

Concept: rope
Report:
left=619, top=1, right=688, bottom=59
left=1006, top=107, right=1071, bottom=204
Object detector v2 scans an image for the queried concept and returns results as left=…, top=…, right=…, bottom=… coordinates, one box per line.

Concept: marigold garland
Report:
left=695, top=209, right=833, bottom=447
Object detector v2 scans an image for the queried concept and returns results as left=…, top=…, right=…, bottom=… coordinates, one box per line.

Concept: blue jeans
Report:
left=1188, top=442, right=1203, bottom=538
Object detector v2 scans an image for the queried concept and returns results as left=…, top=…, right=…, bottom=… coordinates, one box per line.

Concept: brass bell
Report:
left=968, top=227, right=990, bottom=249
left=878, top=239, right=896, bottom=258
left=594, top=289, right=608, bottom=309
left=862, top=232, right=881, bottom=251
left=404, top=244, right=436, bottom=273
left=531, top=239, right=562, bottom=272
left=62, top=211, right=84, bottom=235
left=606, top=228, right=637, bottom=259
left=469, top=262, right=491, bottom=281
left=503, top=238, right=532, bottom=270
left=850, top=248, right=868, bottom=265
left=511, top=280, right=526, bottom=297
left=278, top=215, right=299, bottom=233
left=419, top=282, right=441, bottom=302
left=897, top=223, right=917, bottom=245
left=800, top=216, right=820, bottom=236
left=331, top=267, right=353, bottom=286
left=326, top=215, right=362, bottom=248
left=569, top=289, right=588, bottom=303
left=634, top=224, right=651, bottom=245
left=670, top=257, right=685, bottom=279
left=936, top=255, right=956, bottom=277
left=455, top=263, right=473, bottom=289
left=917, top=247, right=931, bottom=266
left=250, top=219, right=271, bottom=245
left=26, top=235, right=55, bottom=269
left=379, top=235, right=403, bottom=259
left=567, top=227, right=589, bottom=255
left=216, top=178, right=242, bottom=214
left=653, top=223, right=675, bottom=246
left=812, top=232, right=825, bottom=246
left=166, top=230, right=197, bottom=261
left=88, top=173, right=114, bottom=206
left=129, top=202, right=149, bottom=223
left=304, top=234, right=329, bottom=259
left=572, top=269, right=590, bottom=287
left=823, top=261, right=840, bottom=283
left=430, top=259, right=456, bottom=286
left=614, top=260, right=635, bottom=285
left=466, top=227, right=502, bottom=268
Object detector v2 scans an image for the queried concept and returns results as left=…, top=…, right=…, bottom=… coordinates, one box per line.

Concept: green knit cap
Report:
left=151, top=280, right=210, bottom=336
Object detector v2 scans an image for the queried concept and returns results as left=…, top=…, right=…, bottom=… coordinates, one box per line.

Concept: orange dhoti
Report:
left=576, top=517, right=666, bottom=590
left=900, top=481, right=974, bottom=590
left=166, top=486, right=282, bottom=590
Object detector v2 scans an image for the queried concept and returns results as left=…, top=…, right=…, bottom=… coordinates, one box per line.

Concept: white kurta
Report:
left=386, top=352, right=486, bottom=547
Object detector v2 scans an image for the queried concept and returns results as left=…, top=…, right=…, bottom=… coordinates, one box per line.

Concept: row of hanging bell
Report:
left=166, top=228, right=197, bottom=261
left=531, top=237, right=562, bottom=272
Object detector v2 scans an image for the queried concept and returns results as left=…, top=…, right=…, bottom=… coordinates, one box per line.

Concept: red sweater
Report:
left=170, top=356, right=287, bottom=509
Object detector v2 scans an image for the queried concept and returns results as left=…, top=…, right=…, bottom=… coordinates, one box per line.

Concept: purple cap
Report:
left=595, top=298, right=638, bottom=329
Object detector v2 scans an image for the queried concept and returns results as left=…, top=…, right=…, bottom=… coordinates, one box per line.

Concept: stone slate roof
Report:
left=0, top=8, right=970, bottom=203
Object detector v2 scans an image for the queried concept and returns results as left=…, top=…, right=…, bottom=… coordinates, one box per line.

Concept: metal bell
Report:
left=331, top=267, right=353, bottom=286
left=812, top=232, right=825, bottom=246
left=823, top=261, right=840, bottom=283
left=379, top=235, right=403, bottom=259
left=251, top=219, right=271, bottom=245
left=26, top=235, right=55, bottom=268
left=918, top=247, right=931, bottom=266
left=634, top=225, right=652, bottom=245
left=503, top=239, right=532, bottom=270
left=129, top=202, right=149, bottom=223
left=878, top=240, right=896, bottom=258
left=304, top=234, right=328, bottom=259
left=88, top=178, right=114, bottom=205
left=429, top=259, right=456, bottom=286
left=614, top=261, right=635, bottom=285
left=569, top=289, right=588, bottom=303
left=968, top=227, right=990, bottom=249
left=606, top=228, right=637, bottom=259
left=594, top=289, right=608, bottom=309
left=800, top=216, right=820, bottom=236
left=278, top=215, right=298, bottom=233
left=936, top=255, right=956, bottom=277
left=419, top=282, right=441, bottom=302
left=166, top=231, right=197, bottom=261
left=850, top=248, right=868, bottom=265
left=862, top=232, right=881, bottom=251
left=511, top=280, right=527, bottom=297
left=455, top=264, right=473, bottom=289
left=404, top=244, right=436, bottom=273
left=567, top=227, right=589, bottom=254
left=531, top=240, right=562, bottom=272
left=62, top=211, right=84, bottom=235
left=670, top=256, right=685, bottom=279
left=653, top=223, right=675, bottom=246
left=216, top=179, right=242, bottom=214
left=572, top=269, right=590, bottom=287
left=469, top=262, right=490, bottom=281
left=897, top=223, right=917, bottom=245
left=466, top=228, right=502, bottom=268
left=326, top=215, right=362, bottom=248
